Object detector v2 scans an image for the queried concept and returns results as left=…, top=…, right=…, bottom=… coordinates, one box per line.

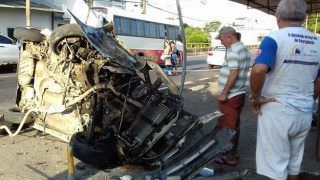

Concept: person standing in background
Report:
left=214, top=26, right=251, bottom=166
left=250, top=0, right=320, bottom=179
left=170, top=41, right=181, bottom=72
left=164, top=40, right=173, bottom=75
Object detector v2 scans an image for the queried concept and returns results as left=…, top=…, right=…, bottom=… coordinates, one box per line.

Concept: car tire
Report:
left=208, top=64, right=214, bottom=69
left=14, top=27, right=44, bottom=42
left=50, top=24, right=85, bottom=55
left=69, top=131, right=118, bottom=169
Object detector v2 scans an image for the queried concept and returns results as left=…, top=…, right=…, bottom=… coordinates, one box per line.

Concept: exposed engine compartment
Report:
left=13, top=17, right=233, bottom=178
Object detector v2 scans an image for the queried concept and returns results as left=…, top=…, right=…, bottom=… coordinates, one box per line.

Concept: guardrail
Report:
left=186, top=43, right=211, bottom=56
left=186, top=43, right=259, bottom=56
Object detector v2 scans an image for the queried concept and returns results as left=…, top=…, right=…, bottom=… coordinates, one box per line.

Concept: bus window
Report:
left=137, top=20, right=144, bottom=37
left=158, top=24, right=165, bottom=38
left=114, top=16, right=121, bottom=34
left=129, top=19, right=137, bottom=36
left=167, top=26, right=177, bottom=40
left=120, top=17, right=129, bottom=35
left=144, top=22, right=151, bottom=37
left=149, top=23, right=156, bottom=38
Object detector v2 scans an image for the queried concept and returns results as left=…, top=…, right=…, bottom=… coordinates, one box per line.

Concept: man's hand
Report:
left=250, top=95, right=276, bottom=115
left=218, top=93, right=228, bottom=103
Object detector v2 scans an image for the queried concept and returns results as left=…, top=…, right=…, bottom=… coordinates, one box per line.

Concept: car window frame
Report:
left=0, top=34, right=13, bottom=44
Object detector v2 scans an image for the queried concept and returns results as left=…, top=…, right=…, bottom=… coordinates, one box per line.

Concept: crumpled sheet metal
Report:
left=145, top=116, right=235, bottom=179
left=68, top=10, right=137, bottom=70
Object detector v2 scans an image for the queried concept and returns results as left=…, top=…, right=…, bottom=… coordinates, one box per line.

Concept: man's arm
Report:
left=250, top=64, right=268, bottom=98
left=249, top=36, right=277, bottom=114
left=222, top=69, right=239, bottom=94
left=218, top=69, right=239, bottom=102
left=250, top=64, right=276, bottom=114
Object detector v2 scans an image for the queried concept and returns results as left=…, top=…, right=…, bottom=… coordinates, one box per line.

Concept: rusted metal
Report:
left=67, top=145, right=75, bottom=180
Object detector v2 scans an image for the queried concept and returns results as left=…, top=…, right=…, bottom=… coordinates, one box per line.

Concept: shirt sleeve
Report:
left=227, top=52, right=240, bottom=69
left=255, top=36, right=277, bottom=71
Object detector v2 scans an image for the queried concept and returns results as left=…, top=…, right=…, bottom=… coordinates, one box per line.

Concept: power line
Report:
left=102, top=0, right=211, bottom=23
left=107, top=0, right=140, bottom=3
left=147, top=3, right=210, bottom=23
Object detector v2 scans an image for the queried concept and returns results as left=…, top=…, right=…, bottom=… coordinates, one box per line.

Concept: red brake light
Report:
left=208, top=51, right=213, bottom=56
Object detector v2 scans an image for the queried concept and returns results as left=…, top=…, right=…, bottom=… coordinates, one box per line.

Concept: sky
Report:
left=146, top=0, right=278, bottom=30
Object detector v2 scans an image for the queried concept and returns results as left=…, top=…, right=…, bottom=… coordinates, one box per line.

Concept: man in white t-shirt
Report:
left=250, top=0, right=320, bottom=179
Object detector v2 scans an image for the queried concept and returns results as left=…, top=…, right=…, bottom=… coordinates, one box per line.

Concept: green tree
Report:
left=305, top=13, right=320, bottom=34
left=185, top=26, right=210, bottom=44
left=203, top=20, right=221, bottom=35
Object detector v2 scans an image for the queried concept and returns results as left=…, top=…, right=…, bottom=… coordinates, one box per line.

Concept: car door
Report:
left=0, top=35, right=19, bottom=64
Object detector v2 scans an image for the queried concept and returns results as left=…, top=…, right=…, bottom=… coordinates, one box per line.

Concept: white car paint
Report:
left=206, top=46, right=226, bottom=68
left=0, top=34, right=19, bottom=65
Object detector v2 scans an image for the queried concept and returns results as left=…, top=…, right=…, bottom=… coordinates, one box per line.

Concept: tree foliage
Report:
left=305, top=13, right=320, bottom=34
left=203, top=20, right=221, bottom=35
left=185, top=26, right=210, bottom=44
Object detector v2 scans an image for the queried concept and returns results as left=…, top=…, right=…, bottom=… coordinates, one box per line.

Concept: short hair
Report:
left=276, top=0, right=307, bottom=21
left=235, top=32, right=241, bottom=41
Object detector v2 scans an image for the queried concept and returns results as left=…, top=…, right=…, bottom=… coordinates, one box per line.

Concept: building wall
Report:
left=210, top=29, right=271, bottom=47
left=237, top=29, right=270, bottom=46
left=0, top=7, right=53, bottom=36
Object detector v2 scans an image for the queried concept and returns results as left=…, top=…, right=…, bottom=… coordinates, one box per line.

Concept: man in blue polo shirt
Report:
left=250, top=0, right=320, bottom=179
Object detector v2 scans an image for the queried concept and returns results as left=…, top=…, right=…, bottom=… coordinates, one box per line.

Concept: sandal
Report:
left=214, top=156, right=237, bottom=166
left=235, top=153, right=240, bottom=160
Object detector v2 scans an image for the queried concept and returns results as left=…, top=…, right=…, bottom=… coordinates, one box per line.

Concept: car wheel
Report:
left=50, top=24, right=85, bottom=55
left=14, top=27, right=44, bottom=42
left=69, top=131, right=118, bottom=169
left=208, top=64, right=214, bottom=69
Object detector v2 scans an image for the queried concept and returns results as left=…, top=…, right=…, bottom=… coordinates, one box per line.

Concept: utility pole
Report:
left=315, top=13, right=318, bottom=34
left=141, top=0, right=147, bottom=14
left=26, top=0, right=30, bottom=28
left=87, top=0, right=93, bottom=8
left=175, top=0, right=187, bottom=97
left=305, top=15, right=309, bottom=29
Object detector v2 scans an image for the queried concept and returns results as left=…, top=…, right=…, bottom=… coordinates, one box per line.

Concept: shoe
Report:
left=214, top=156, right=237, bottom=166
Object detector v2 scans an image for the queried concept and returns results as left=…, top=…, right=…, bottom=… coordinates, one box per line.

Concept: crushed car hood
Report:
left=69, top=10, right=139, bottom=70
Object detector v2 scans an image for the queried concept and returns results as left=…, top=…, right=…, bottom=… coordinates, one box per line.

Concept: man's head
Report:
left=215, top=26, right=239, bottom=47
left=275, top=0, right=307, bottom=27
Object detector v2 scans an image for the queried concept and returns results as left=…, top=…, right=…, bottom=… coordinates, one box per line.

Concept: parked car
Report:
left=206, top=46, right=226, bottom=69
left=0, top=34, right=19, bottom=65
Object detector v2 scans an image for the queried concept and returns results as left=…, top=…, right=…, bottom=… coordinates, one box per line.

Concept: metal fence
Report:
left=186, top=43, right=212, bottom=56
left=186, top=43, right=259, bottom=56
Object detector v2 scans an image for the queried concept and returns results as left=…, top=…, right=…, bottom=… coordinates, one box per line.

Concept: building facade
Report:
left=0, top=0, right=64, bottom=39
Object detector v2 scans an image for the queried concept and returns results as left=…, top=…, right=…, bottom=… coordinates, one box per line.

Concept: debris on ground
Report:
left=198, top=167, right=215, bottom=177
left=120, top=175, right=133, bottom=180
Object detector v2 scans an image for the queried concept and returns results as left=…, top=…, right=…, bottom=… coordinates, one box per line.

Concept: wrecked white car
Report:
left=11, top=15, right=234, bottom=178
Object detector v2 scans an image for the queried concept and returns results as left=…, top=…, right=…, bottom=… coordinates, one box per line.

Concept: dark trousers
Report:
left=218, top=94, right=246, bottom=156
